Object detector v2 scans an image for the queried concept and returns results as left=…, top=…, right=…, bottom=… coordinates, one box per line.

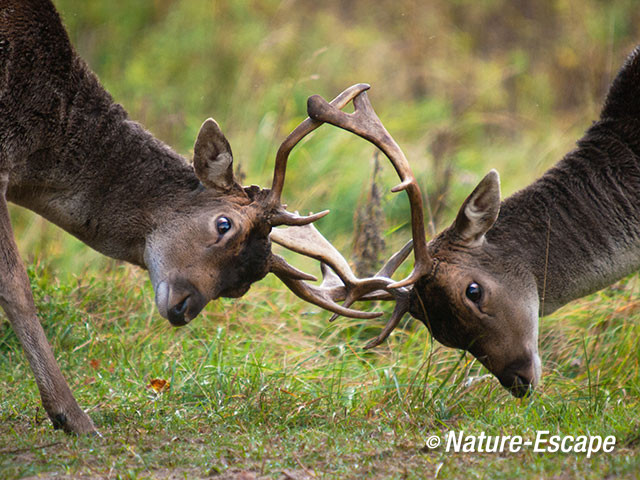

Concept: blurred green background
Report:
left=11, top=0, right=640, bottom=275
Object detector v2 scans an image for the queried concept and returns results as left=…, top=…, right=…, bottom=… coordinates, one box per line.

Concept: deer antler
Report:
left=265, top=84, right=430, bottom=340
left=287, top=87, right=432, bottom=347
left=265, top=84, right=386, bottom=320
left=306, top=90, right=432, bottom=288
left=271, top=222, right=415, bottom=348
left=264, top=83, right=371, bottom=227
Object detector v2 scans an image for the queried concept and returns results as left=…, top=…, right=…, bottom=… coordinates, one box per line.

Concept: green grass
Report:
left=0, top=254, right=638, bottom=479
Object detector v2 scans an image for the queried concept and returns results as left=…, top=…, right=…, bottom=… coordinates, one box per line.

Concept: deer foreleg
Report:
left=0, top=178, right=95, bottom=434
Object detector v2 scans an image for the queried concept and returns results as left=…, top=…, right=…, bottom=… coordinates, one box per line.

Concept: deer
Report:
left=274, top=46, right=640, bottom=399
left=0, top=0, right=388, bottom=434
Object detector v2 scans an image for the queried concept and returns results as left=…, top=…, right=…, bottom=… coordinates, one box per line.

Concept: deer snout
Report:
left=155, top=279, right=206, bottom=326
left=498, top=353, right=541, bottom=398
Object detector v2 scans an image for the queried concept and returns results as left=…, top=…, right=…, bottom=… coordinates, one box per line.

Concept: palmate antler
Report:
left=266, top=84, right=432, bottom=347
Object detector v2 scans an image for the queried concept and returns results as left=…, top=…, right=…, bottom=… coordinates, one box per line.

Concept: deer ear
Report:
left=451, top=170, right=501, bottom=247
left=193, top=118, right=238, bottom=191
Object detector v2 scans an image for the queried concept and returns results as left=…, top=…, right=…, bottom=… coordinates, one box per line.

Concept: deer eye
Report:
left=465, top=282, right=482, bottom=303
left=216, top=216, right=232, bottom=235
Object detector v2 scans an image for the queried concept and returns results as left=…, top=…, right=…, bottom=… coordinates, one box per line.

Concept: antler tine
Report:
left=270, top=221, right=360, bottom=287
left=269, top=220, right=389, bottom=319
left=271, top=222, right=398, bottom=302
left=270, top=254, right=318, bottom=282
left=324, top=241, right=414, bottom=346
left=270, top=222, right=416, bottom=346
left=327, top=239, right=414, bottom=320
left=306, top=91, right=431, bottom=288
left=270, top=256, right=383, bottom=320
left=271, top=222, right=412, bottom=320
left=376, top=239, right=413, bottom=279
left=362, top=295, right=412, bottom=350
left=266, top=83, right=371, bottom=227
left=317, top=263, right=393, bottom=303
left=324, top=240, right=412, bottom=307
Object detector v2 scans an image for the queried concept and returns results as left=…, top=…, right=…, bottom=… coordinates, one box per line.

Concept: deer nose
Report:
left=168, top=296, right=191, bottom=326
left=155, top=279, right=206, bottom=326
left=500, top=354, right=541, bottom=398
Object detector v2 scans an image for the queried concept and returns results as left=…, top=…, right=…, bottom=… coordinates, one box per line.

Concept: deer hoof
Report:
left=51, top=409, right=97, bottom=435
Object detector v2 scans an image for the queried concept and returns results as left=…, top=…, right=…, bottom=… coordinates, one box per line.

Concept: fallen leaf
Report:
left=147, top=378, right=170, bottom=393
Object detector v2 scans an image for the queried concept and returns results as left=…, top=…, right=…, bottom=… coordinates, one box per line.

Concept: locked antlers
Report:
left=266, top=84, right=432, bottom=347
left=272, top=222, right=416, bottom=348
left=304, top=87, right=435, bottom=347
left=266, top=84, right=388, bottom=319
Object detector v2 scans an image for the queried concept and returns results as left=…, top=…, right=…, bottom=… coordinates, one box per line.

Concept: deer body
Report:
left=405, top=49, right=640, bottom=395
left=0, top=0, right=379, bottom=434
left=492, top=121, right=640, bottom=313
left=2, top=1, right=217, bottom=267
left=0, top=0, right=274, bottom=434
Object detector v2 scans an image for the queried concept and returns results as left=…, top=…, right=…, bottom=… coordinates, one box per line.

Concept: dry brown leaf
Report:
left=147, top=378, right=170, bottom=393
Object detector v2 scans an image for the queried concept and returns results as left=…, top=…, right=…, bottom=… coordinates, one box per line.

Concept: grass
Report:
left=0, top=251, right=638, bottom=478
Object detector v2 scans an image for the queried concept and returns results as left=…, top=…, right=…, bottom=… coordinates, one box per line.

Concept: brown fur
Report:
left=408, top=47, right=640, bottom=396
left=0, top=0, right=277, bottom=433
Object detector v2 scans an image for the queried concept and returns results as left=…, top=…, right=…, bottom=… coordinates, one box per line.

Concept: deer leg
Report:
left=0, top=177, right=96, bottom=434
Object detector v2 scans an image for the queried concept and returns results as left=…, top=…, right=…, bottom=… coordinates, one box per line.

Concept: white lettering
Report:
left=561, top=435, right=574, bottom=453
left=534, top=430, right=549, bottom=452
left=441, top=431, right=615, bottom=456
left=603, top=436, right=616, bottom=453
left=509, top=436, right=523, bottom=453
left=587, top=436, right=602, bottom=458
left=446, top=430, right=463, bottom=451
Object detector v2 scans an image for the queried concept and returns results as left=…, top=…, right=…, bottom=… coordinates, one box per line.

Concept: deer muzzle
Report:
left=155, top=279, right=206, bottom=326
left=497, top=353, right=542, bottom=398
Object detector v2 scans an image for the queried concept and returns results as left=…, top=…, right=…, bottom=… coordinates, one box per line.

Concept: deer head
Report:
left=289, top=88, right=542, bottom=397
left=408, top=172, right=541, bottom=397
left=143, top=84, right=382, bottom=326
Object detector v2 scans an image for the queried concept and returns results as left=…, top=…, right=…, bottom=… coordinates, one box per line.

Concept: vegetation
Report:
left=1, top=0, right=639, bottom=478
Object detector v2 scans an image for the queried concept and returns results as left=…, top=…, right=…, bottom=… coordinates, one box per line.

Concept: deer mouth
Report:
left=168, top=296, right=190, bottom=325
left=503, top=373, right=534, bottom=398
left=497, top=354, right=541, bottom=398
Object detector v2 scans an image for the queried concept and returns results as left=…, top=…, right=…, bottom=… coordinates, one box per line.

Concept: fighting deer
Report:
left=0, top=0, right=381, bottom=434
left=281, top=46, right=640, bottom=398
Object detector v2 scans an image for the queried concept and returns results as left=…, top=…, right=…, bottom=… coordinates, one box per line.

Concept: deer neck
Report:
left=6, top=59, right=201, bottom=267
left=487, top=120, right=640, bottom=314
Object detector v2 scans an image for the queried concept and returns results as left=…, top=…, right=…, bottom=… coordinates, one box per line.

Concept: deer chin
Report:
left=218, top=284, right=251, bottom=298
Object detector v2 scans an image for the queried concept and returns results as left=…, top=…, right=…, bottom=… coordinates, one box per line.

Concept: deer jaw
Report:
left=411, top=247, right=541, bottom=397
